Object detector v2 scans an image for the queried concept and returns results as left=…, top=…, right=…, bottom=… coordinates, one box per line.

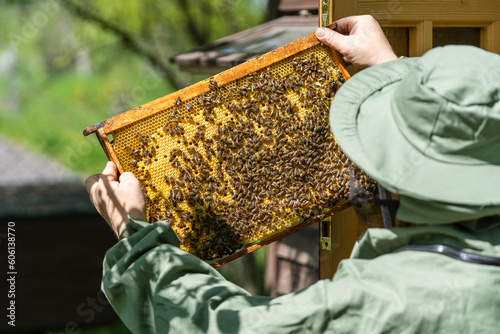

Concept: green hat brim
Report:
left=396, top=195, right=500, bottom=224
left=330, top=57, right=500, bottom=207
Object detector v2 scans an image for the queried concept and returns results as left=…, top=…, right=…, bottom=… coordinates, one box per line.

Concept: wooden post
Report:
left=319, top=0, right=333, bottom=27
left=409, top=21, right=433, bottom=57
left=481, top=21, right=500, bottom=54
left=319, top=205, right=366, bottom=279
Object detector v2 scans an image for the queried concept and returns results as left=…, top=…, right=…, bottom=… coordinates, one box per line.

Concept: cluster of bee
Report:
left=114, top=46, right=371, bottom=260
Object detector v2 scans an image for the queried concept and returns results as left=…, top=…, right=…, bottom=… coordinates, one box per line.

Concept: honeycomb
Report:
left=89, top=42, right=370, bottom=261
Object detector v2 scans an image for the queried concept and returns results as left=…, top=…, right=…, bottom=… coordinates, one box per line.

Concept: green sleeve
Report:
left=102, top=221, right=500, bottom=333
left=102, top=219, right=332, bottom=334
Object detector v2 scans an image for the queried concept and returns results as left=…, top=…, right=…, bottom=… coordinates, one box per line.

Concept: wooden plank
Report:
left=319, top=205, right=366, bottom=279
left=381, top=21, right=490, bottom=28
left=356, top=1, right=500, bottom=22
left=332, top=0, right=357, bottom=20
left=332, top=0, right=500, bottom=26
left=279, top=0, right=318, bottom=12
left=481, top=21, right=500, bottom=54
left=409, top=21, right=433, bottom=57
left=432, top=21, right=490, bottom=28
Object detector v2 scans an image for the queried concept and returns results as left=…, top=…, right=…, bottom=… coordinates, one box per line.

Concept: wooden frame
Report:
left=84, top=25, right=354, bottom=267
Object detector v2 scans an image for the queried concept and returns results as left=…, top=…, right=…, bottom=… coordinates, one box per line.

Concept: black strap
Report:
left=377, top=184, right=395, bottom=229
left=392, top=244, right=500, bottom=267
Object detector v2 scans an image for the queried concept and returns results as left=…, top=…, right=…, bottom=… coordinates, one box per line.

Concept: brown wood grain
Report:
left=481, top=21, right=500, bottom=53
left=409, top=21, right=433, bottom=57
left=319, top=205, right=366, bottom=279
left=357, top=0, right=500, bottom=22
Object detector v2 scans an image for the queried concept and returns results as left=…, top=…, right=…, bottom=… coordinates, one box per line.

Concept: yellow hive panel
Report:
left=84, top=33, right=373, bottom=262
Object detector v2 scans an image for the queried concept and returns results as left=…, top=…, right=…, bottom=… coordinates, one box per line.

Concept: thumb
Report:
left=101, top=161, right=118, bottom=181
left=315, top=27, right=349, bottom=54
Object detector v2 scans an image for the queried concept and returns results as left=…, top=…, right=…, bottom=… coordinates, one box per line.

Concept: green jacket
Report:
left=102, top=218, right=500, bottom=333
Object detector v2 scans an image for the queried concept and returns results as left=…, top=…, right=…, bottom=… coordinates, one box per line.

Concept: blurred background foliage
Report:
left=0, top=1, right=267, bottom=332
left=0, top=0, right=266, bottom=175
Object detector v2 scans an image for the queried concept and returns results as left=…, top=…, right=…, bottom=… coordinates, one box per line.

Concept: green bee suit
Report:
left=102, top=217, right=500, bottom=334
left=102, top=45, right=500, bottom=333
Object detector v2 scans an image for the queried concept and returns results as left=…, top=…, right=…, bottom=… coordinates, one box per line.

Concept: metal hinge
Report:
left=320, top=217, right=332, bottom=250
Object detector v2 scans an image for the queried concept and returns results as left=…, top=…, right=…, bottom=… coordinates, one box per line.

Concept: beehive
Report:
left=84, top=28, right=366, bottom=263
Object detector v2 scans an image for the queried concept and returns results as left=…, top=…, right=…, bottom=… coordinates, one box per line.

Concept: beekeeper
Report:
left=86, top=15, right=500, bottom=333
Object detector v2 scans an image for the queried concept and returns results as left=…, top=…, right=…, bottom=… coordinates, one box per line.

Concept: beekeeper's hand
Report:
left=86, top=161, right=147, bottom=238
left=316, top=15, right=398, bottom=69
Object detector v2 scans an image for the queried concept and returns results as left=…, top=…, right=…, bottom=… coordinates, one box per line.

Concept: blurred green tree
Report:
left=0, top=3, right=267, bottom=333
left=63, top=0, right=267, bottom=89
left=0, top=0, right=266, bottom=174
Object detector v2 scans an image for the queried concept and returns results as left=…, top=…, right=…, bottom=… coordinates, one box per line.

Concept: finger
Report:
left=119, top=173, right=144, bottom=195
left=101, top=161, right=118, bottom=182
left=315, top=27, right=349, bottom=54
left=334, top=16, right=361, bottom=35
left=119, top=171, right=140, bottom=184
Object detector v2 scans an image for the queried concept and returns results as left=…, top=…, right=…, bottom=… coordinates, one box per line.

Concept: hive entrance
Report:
left=85, top=29, right=362, bottom=264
